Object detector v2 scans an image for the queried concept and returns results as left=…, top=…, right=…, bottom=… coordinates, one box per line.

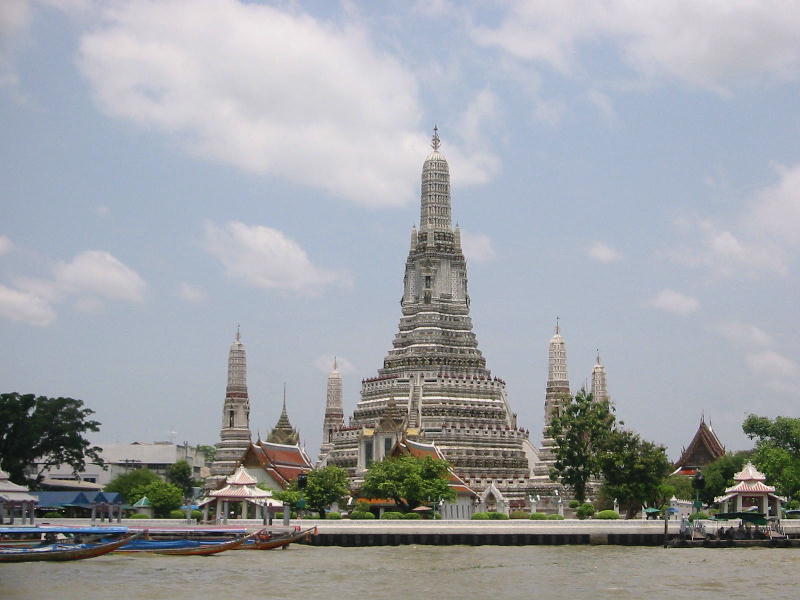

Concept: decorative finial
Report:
left=431, top=125, right=440, bottom=151
left=596, top=349, right=601, bottom=364
left=235, top=323, right=240, bottom=341
left=555, top=316, right=560, bottom=335
left=333, top=356, right=338, bottom=371
left=283, top=382, right=287, bottom=410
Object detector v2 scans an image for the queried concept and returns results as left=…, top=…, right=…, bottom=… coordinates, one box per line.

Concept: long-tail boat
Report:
left=119, top=527, right=268, bottom=556
left=244, top=526, right=317, bottom=550
left=0, top=531, right=139, bottom=563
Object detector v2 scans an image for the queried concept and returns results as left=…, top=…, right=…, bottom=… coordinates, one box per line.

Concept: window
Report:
left=229, top=410, right=234, bottom=428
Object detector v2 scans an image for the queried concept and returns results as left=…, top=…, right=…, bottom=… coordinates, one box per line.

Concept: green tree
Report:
left=743, top=414, right=800, bottom=500
left=660, top=474, right=695, bottom=502
left=698, top=451, right=751, bottom=505
left=304, top=466, right=350, bottom=519
left=166, top=460, right=194, bottom=498
left=197, top=444, right=217, bottom=465
left=105, top=468, right=161, bottom=503
left=0, top=393, right=105, bottom=485
left=361, top=456, right=455, bottom=511
left=598, top=430, right=672, bottom=518
left=130, top=480, right=183, bottom=517
left=547, top=389, right=616, bottom=503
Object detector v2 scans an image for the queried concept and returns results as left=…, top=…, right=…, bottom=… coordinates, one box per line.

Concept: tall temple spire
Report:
left=317, top=357, right=344, bottom=464
left=325, top=130, right=532, bottom=505
left=532, top=321, right=572, bottom=484
left=419, top=125, right=452, bottom=232
left=206, top=327, right=252, bottom=490
left=591, top=351, right=608, bottom=404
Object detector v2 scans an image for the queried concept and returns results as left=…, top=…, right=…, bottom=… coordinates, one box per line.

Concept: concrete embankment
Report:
left=36, top=518, right=800, bottom=547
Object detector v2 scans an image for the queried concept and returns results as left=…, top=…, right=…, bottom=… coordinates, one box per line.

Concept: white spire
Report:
left=548, top=318, right=568, bottom=384
left=420, top=126, right=451, bottom=232
left=591, top=350, right=608, bottom=404
left=227, top=327, right=246, bottom=389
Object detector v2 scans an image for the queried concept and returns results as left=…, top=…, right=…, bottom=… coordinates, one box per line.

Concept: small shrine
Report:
left=0, top=469, right=38, bottom=524
left=715, top=462, right=786, bottom=517
left=201, top=464, right=280, bottom=523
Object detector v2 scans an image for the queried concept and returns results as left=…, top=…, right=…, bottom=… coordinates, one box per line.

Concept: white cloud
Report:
left=204, top=220, right=348, bottom=294
left=313, top=354, right=356, bottom=375
left=0, top=283, right=56, bottom=326
left=587, top=241, right=622, bottom=263
left=0, top=249, right=146, bottom=326
left=712, top=321, right=772, bottom=347
left=0, top=235, right=13, bottom=255
left=748, top=163, right=800, bottom=249
left=587, top=89, right=618, bottom=126
left=746, top=350, right=799, bottom=379
left=668, top=163, right=800, bottom=279
left=177, top=282, right=206, bottom=303
left=472, top=1, right=800, bottom=93
left=646, top=289, right=699, bottom=316
left=460, top=230, right=496, bottom=263
left=77, top=0, right=495, bottom=207
left=54, top=250, right=146, bottom=302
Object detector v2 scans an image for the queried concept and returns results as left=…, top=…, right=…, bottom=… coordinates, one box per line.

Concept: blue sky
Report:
left=1, top=0, right=799, bottom=461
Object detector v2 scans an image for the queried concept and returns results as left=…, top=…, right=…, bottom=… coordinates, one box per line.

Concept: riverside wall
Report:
left=33, top=517, right=800, bottom=546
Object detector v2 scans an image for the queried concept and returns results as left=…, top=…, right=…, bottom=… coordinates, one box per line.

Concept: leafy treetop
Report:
left=361, top=455, right=455, bottom=511
left=0, top=392, right=104, bottom=486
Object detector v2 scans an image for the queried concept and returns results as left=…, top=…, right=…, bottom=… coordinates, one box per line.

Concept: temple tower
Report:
left=590, top=352, right=608, bottom=404
left=206, top=327, right=252, bottom=489
left=317, top=359, right=344, bottom=464
left=325, top=129, right=531, bottom=501
left=531, top=321, right=571, bottom=485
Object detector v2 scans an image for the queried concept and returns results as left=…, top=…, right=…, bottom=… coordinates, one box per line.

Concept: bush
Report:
left=275, top=511, right=298, bottom=519
left=326, top=512, right=342, bottom=520
left=569, top=500, right=581, bottom=509
left=529, top=512, right=548, bottom=520
left=41, top=511, right=63, bottom=518
left=547, top=514, right=565, bottom=520
left=472, top=512, right=491, bottom=520
left=349, top=511, right=376, bottom=520
left=168, top=509, right=186, bottom=519
left=354, top=501, right=371, bottom=513
left=509, top=511, right=529, bottom=519
left=381, top=511, right=404, bottom=520
left=576, top=503, right=596, bottom=519
left=488, top=512, right=509, bottom=520
left=401, top=512, right=421, bottom=519
left=595, top=510, right=620, bottom=520
left=688, top=511, right=709, bottom=522
left=129, top=513, right=149, bottom=519
left=191, top=510, right=202, bottom=520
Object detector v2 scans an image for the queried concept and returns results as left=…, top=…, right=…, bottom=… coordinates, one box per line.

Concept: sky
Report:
left=1, top=0, right=799, bottom=462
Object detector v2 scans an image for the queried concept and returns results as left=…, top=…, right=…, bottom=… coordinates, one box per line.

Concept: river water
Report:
left=2, top=544, right=798, bottom=599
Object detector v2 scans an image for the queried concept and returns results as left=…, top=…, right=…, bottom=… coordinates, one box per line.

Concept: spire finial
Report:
left=596, top=348, right=601, bottom=364
left=555, top=316, right=560, bottom=335
left=283, top=382, right=287, bottom=411
left=236, top=323, right=240, bottom=341
left=333, top=356, right=338, bottom=371
left=431, top=125, right=440, bottom=151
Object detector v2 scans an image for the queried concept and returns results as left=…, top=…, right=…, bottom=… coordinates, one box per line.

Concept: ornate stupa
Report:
left=206, top=327, right=252, bottom=489
left=590, top=351, right=608, bottom=405
left=530, top=320, right=571, bottom=490
left=317, top=358, right=344, bottom=464
left=267, top=387, right=300, bottom=445
left=325, top=128, right=531, bottom=502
